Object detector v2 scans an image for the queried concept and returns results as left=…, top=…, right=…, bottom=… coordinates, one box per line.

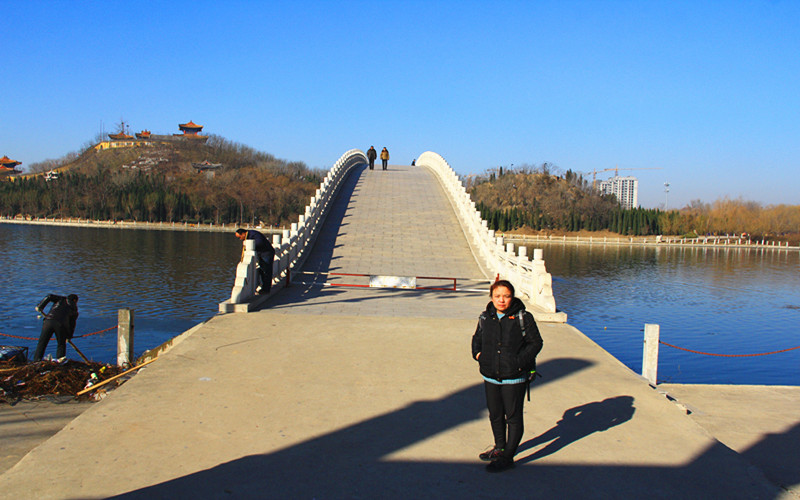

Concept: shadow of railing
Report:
left=107, top=354, right=794, bottom=498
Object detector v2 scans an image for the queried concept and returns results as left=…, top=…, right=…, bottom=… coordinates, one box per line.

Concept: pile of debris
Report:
left=0, top=359, right=124, bottom=403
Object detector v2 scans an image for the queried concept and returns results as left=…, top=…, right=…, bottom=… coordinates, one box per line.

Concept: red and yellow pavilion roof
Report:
left=0, top=155, right=22, bottom=168
left=178, top=120, right=203, bottom=134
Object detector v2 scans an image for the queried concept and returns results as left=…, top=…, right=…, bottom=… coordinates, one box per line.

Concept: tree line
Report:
left=469, top=164, right=799, bottom=238
left=0, top=136, right=323, bottom=226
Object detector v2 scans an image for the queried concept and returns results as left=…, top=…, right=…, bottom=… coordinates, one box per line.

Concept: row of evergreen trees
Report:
left=0, top=171, right=310, bottom=225
left=477, top=202, right=665, bottom=235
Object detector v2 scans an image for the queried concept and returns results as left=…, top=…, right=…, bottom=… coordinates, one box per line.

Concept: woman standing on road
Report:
left=471, top=280, right=543, bottom=472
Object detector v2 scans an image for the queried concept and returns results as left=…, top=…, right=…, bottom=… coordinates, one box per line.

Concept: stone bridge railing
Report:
left=219, top=149, right=367, bottom=313
left=417, top=151, right=566, bottom=322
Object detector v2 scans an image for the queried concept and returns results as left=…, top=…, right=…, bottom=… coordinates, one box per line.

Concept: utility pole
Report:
left=664, top=182, right=670, bottom=210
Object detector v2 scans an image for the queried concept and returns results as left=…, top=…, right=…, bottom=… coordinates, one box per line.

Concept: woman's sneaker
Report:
left=479, top=447, right=503, bottom=462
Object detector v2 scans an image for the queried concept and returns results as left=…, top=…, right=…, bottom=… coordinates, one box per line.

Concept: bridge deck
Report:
left=268, top=163, right=490, bottom=318
left=0, top=164, right=794, bottom=498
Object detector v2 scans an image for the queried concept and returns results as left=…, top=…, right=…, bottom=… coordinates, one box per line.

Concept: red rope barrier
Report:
left=74, top=326, right=117, bottom=338
left=0, top=332, right=37, bottom=341
left=0, top=325, right=116, bottom=342
left=659, top=340, right=800, bottom=357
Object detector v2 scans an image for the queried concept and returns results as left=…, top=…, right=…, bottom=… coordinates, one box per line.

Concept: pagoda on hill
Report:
left=0, top=155, right=22, bottom=177
left=108, top=119, right=134, bottom=141
left=108, top=131, right=134, bottom=140
left=176, top=120, right=208, bottom=140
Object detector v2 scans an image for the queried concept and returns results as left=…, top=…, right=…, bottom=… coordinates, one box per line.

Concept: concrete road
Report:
left=1, top=164, right=794, bottom=498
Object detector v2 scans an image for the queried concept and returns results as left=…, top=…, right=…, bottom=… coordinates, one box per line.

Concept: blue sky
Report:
left=3, top=0, right=798, bottom=209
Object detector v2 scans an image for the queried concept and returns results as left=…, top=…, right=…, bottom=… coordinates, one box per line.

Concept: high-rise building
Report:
left=598, top=176, right=639, bottom=209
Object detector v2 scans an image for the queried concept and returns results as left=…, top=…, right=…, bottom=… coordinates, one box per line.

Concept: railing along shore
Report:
left=503, top=233, right=799, bottom=251
left=5, top=218, right=794, bottom=251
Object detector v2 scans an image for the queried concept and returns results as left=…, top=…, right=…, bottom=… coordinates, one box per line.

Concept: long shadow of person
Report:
left=517, top=395, right=636, bottom=463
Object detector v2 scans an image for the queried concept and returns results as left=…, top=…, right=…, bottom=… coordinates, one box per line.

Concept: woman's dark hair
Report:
left=489, top=280, right=515, bottom=297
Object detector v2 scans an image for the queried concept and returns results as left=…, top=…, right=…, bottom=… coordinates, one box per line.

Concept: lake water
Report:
left=1, top=223, right=798, bottom=385
left=541, top=242, right=799, bottom=385
left=0, top=223, right=240, bottom=365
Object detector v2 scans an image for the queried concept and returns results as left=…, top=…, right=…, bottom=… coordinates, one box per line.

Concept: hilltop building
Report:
left=0, top=156, right=22, bottom=178
left=108, top=131, right=134, bottom=140
left=599, top=175, right=639, bottom=209
left=94, top=120, right=209, bottom=151
left=176, top=121, right=206, bottom=139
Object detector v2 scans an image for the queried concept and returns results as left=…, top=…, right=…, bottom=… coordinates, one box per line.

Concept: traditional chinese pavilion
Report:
left=108, top=131, right=134, bottom=140
left=135, top=130, right=151, bottom=139
left=0, top=155, right=22, bottom=176
left=178, top=120, right=204, bottom=136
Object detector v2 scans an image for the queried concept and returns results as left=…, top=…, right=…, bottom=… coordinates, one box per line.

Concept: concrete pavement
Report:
left=1, top=163, right=797, bottom=498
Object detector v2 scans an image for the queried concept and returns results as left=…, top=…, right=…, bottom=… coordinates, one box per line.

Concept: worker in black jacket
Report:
left=235, top=228, right=275, bottom=294
left=472, top=280, right=543, bottom=473
left=33, top=293, right=79, bottom=361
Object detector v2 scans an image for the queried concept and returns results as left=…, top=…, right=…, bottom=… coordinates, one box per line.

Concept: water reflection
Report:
left=542, top=242, right=799, bottom=385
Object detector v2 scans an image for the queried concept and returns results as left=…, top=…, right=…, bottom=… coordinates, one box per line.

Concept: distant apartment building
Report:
left=598, top=176, right=639, bottom=209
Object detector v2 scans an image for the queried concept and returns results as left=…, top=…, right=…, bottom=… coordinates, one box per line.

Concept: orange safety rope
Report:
left=659, top=340, right=800, bottom=358
left=0, top=325, right=116, bottom=342
left=0, top=332, right=37, bottom=341
left=74, top=326, right=117, bottom=338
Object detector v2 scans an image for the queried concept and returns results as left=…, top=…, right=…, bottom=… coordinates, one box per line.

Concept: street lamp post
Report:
left=664, top=182, right=670, bottom=210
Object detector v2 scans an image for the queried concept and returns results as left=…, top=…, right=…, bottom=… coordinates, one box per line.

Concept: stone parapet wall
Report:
left=416, top=151, right=565, bottom=322
left=220, top=149, right=367, bottom=312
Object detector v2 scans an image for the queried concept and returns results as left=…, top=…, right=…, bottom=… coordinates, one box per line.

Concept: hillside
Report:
left=0, top=136, right=323, bottom=226
left=469, top=167, right=632, bottom=233
left=467, top=166, right=800, bottom=240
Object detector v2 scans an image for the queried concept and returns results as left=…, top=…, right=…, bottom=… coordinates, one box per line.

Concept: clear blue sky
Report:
left=3, top=1, right=799, bottom=209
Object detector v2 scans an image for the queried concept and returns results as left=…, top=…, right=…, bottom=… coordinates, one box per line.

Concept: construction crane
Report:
left=585, top=166, right=662, bottom=190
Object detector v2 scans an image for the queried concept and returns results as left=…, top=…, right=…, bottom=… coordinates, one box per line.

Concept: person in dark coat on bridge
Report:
left=380, top=147, right=389, bottom=170
left=235, top=228, right=275, bottom=294
left=367, top=146, right=377, bottom=170
left=472, top=280, right=543, bottom=473
left=33, top=293, right=79, bottom=361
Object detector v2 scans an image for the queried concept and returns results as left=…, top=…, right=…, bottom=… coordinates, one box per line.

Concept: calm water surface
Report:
left=542, top=243, right=799, bottom=385
left=1, top=224, right=798, bottom=385
left=0, top=224, right=240, bottom=364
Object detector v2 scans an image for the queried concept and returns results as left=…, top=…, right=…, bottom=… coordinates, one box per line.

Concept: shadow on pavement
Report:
left=742, top=420, right=800, bottom=494
left=517, top=395, right=636, bottom=463
left=105, top=359, right=792, bottom=498
left=109, top=358, right=599, bottom=498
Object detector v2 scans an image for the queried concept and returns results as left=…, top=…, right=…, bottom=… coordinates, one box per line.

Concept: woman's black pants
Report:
left=484, top=381, right=527, bottom=459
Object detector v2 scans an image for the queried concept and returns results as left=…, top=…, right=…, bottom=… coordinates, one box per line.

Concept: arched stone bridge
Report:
left=221, top=150, right=565, bottom=323
left=1, top=151, right=788, bottom=499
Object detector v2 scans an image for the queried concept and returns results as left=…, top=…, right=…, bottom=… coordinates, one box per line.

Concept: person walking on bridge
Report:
left=380, top=147, right=389, bottom=170
left=472, top=280, right=543, bottom=472
left=367, top=146, right=377, bottom=170
left=33, top=293, right=79, bottom=362
left=235, top=228, right=275, bottom=295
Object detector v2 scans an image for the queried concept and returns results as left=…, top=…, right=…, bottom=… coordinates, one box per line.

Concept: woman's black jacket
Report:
left=471, top=298, right=543, bottom=381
